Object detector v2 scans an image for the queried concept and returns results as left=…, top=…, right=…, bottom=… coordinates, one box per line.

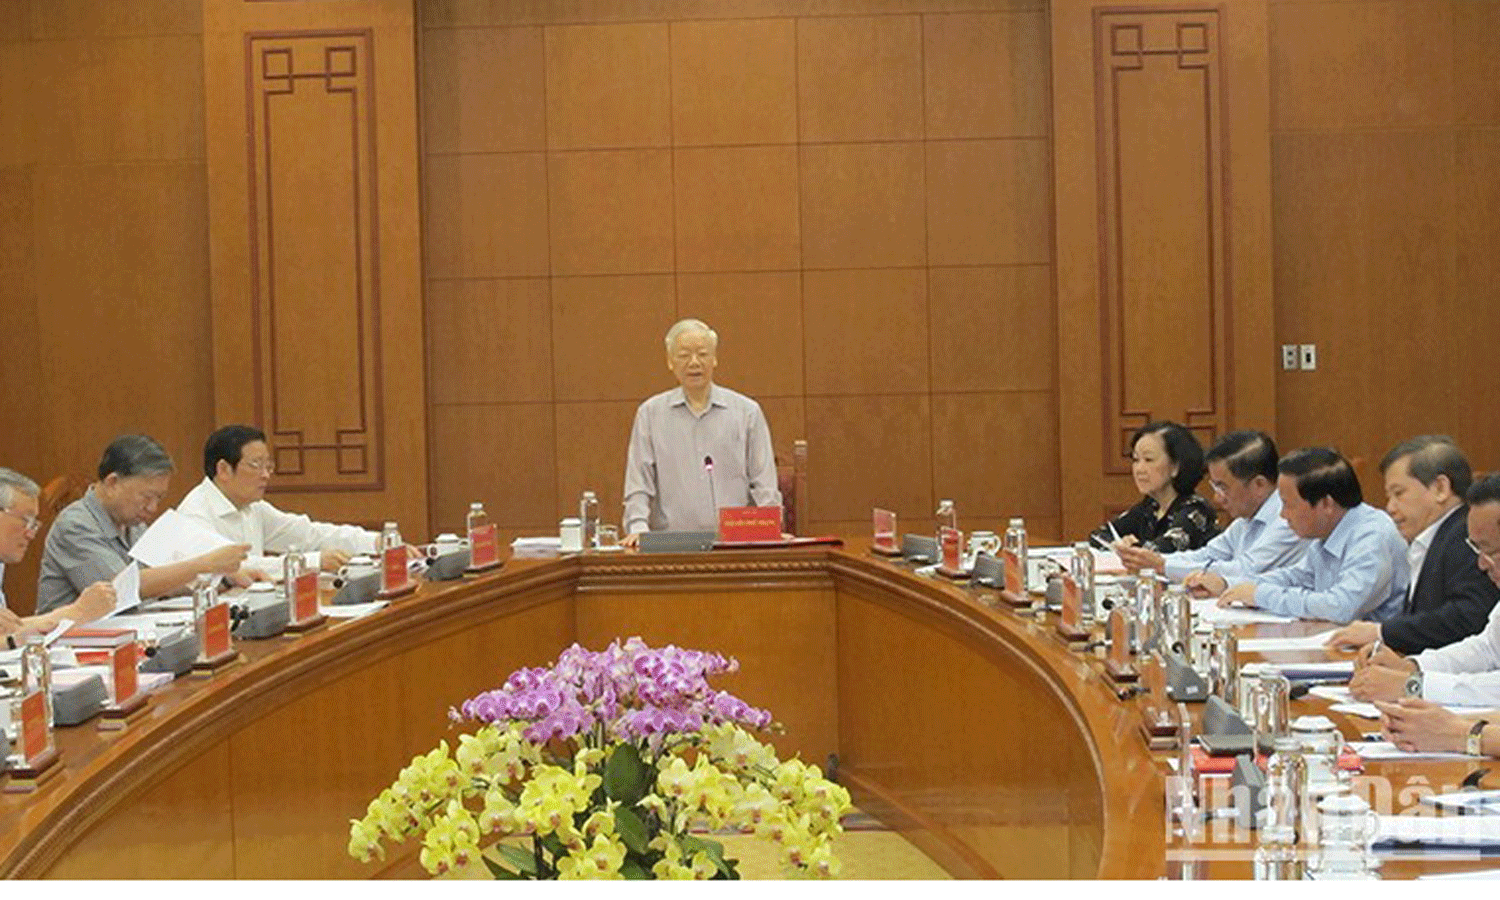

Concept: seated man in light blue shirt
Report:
left=1117, top=430, right=1309, bottom=595
left=1218, top=447, right=1408, bottom=623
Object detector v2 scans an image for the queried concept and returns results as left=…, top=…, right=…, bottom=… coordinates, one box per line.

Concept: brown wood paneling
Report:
left=799, top=142, right=927, bottom=269
left=551, top=399, right=640, bottom=533
left=0, top=44, right=33, bottom=165
left=930, top=391, right=1059, bottom=520
left=204, top=0, right=428, bottom=534
left=1052, top=0, right=1274, bottom=536
left=547, top=149, right=674, bottom=276
left=1455, top=0, right=1500, bottom=127
left=423, top=152, right=550, bottom=278
left=803, top=268, right=929, bottom=395
left=673, top=145, right=800, bottom=272
left=1270, top=0, right=1453, bottom=131
left=756, top=396, right=809, bottom=467
left=543, top=22, right=670, bottom=151
left=30, top=0, right=201, bottom=38
left=796, top=14, right=924, bottom=142
left=928, top=265, right=1053, bottom=392
left=926, top=138, right=1050, bottom=266
left=426, top=277, right=553, bottom=405
left=421, top=26, right=545, bottom=154
left=550, top=274, right=676, bottom=402
left=674, top=272, right=804, bottom=398
left=424, top=0, right=1051, bottom=28
left=922, top=9, right=1049, bottom=140
left=669, top=18, right=797, bottom=147
left=429, top=403, right=557, bottom=533
left=804, top=395, right=933, bottom=522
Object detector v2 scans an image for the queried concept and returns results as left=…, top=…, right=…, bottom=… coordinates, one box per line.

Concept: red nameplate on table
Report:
left=1056, top=574, right=1089, bottom=640
left=468, top=523, right=500, bottom=570
left=202, top=602, right=232, bottom=659
left=999, top=548, right=1028, bottom=605
left=110, top=641, right=138, bottom=705
left=381, top=545, right=413, bottom=597
left=936, top=526, right=964, bottom=578
left=292, top=570, right=320, bottom=623
left=717, top=506, right=783, bottom=543
left=19, top=690, right=48, bottom=764
left=871, top=508, right=900, bottom=556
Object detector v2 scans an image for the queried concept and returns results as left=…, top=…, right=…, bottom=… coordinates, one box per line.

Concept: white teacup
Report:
left=338, top=555, right=379, bottom=580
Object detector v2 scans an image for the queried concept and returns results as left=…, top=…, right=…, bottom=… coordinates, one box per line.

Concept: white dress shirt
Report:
left=176, top=477, right=378, bottom=576
left=1161, top=490, right=1310, bottom=584
left=1406, top=504, right=1460, bottom=604
left=622, top=384, right=781, bottom=535
left=1415, top=599, right=1500, bottom=707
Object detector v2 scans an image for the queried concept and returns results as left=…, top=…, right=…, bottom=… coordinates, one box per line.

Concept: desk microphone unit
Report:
left=233, top=592, right=290, bottom=640
left=52, top=673, right=107, bottom=727
left=1165, top=652, right=1211, bottom=702
left=638, top=531, right=717, bottom=554
left=330, top=570, right=381, bottom=606
left=970, top=552, right=1002, bottom=587
left=142, top=629, right=199, bottom=677
left=901, top=534, right=937, bottom=565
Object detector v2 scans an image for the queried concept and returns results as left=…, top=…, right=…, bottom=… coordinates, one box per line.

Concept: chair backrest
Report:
left=776, top=439, right=808, bottom=536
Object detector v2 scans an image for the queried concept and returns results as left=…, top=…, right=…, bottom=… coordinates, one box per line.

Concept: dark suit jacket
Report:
left=1382, top=505, right=1500, bottom=654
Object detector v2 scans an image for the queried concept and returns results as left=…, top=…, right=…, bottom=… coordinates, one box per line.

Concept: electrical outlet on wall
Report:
left=1299, top=344, right=1317, bottom=371
left=1281, top=345, right=1299, bottom=370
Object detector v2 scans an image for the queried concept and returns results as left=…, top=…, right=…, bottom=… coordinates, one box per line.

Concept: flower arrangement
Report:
left=348, top=637, right=851, bottom=880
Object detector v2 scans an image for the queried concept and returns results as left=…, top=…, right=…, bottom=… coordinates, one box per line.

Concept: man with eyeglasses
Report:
left=1329, top=436, right=1498, bottom=656
left=621, top=319, right=781, bottom=547
left=1352, top=474, right=1500, bottom=718
left=176, top=425, right=382, bottom=576
left=1117, top=430, right=1309, bottom=594
left=0, top=468, right=118, bottom=635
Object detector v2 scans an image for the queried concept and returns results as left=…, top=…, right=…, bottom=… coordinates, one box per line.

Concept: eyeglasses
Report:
left=0, top=508, right=40, bottom=534
left=1467, top=537, right=1500, bottom=564
left=241, top=459, right=275, bottom=475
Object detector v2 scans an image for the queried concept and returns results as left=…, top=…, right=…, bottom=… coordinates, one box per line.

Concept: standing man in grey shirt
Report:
left=621, top=319, right=781, bottom=547
left=37, top=435, right=249, bottom=615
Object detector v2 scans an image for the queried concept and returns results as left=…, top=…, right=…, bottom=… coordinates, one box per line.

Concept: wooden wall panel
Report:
left=1052, top=0, right=1275, bottom=535
left=424, top=1, right=1060, bottom=542
left=204, top=0, right=427, bottom=534
left=1270, top=0, right=1500, bottom=484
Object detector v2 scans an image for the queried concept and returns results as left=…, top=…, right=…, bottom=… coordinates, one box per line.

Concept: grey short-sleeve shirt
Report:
left=36, top=487, right=141, bottom=614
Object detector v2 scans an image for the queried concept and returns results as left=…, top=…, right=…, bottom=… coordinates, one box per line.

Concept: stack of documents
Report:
left=1376, top=814, right=1500, bottom=848
left=510, top=537, right=560, bottom=559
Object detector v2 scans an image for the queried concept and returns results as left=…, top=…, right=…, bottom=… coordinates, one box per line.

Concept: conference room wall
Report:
left=417, top=0, right=1064, bottom=543
left=1268, top=0, right=1500, bottom=489
left=0, top=2, right=214, bottom=616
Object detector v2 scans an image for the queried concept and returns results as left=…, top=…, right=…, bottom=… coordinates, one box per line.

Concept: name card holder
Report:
left=717, top=507, right=783, bottom=543
left=1055, top=574, right=1090, bottom=642
left=466, top=523, right=501, bottom=572
left=1104, top=609, right=1138, bottom=683
left=193, top=602, right=240, bottom=673
left=380, top=545, right=417, bottom=600
left=5, top=690, right=59, bottom=792
left=870, top=509, right=901, bottom=557
left=100, top=637, right=148, bottom=728
left=998, top=548, right=1030, bottom=607
left=284, top=569, right=326, bottom=633
left=935, top=526, right=966, bottom=579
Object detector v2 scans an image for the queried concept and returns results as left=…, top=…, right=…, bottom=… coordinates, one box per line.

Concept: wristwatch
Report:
left=1468, top=719, right=1490, bottom=757
left=1404, top=670, right=1424, bottom=697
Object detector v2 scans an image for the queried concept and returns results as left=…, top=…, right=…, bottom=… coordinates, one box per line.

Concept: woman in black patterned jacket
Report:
left=1090, top=421, right=1219, bottom=554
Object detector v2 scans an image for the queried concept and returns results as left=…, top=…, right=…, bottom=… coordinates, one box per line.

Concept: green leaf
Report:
left=604, top=743, right=652, bottom=805
left=540, top=833, right=567, bottom=859
left=680, top=836, right=737, bottom=879
left=482, top=857, right=525, bottom=880
left=614, top=805, right=651, bottom=855
left=620, top=859, right=653, bottom=880
left=497, top=843, right=538, bottom=875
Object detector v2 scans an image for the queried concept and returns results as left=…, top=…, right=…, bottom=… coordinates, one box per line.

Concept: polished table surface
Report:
left=0, top=544, right=1492, bottom=879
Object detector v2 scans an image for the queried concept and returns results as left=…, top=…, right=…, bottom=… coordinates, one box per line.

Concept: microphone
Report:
left=703, top=455, right=718, bottom=521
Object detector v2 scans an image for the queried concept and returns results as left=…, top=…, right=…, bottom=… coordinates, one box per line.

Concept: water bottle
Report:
left=21, top=634, right=53, bottom=728
left=580, top=491, right=599, bottom=550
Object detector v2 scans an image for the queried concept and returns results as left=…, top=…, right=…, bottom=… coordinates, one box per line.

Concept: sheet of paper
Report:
left=1419, top=789, right=1500, bottom=812
left=1377, top=814, right=1500, bottom=847
left=42, top=618, right=73, bottom=647
left=1355, top=740, right=1471, bottom=761
left=0, top=646, right=77, bottom=671
left=111, top=561, right=142, bottom=614
left=1236, top=630, right=1336, bottom=653
left=1193, top=600, right=1296, bottom=626
left=128, top=508, right=233, bottom=567
left=1419, top=869, right=1500, bottom=880
left=320, top=601, right=388, bottom=620
left=1267, top=659, right=1354, bottom=680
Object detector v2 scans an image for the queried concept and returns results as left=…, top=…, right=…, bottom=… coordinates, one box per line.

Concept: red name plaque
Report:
left=937, top=526, right=964, bottom=578
left=382, top=545, right=409, bottom=594
left=202, top=602, right=232, bottom=660
left=19, top=690, right=47, bottom=764
left=871, top=508, right=900, bottom=556
left=718, top=506, right=783, bottom=543
left=110, top=641, right=138, bottom=705
left=468, top=523, right=500, bottom=570
left=292, top=570, right=320, bottom=624
left=1057, top=574, right=1090, bottom=641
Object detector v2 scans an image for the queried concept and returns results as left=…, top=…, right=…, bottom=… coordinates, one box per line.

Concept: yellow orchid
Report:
left=556, top=834, right=626, bottom=880
left=346, top=818, right=384, bottom=863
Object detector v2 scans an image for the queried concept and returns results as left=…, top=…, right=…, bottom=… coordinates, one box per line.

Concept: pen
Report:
left=1107, top=521, right=1123, bottom=545
left=1090, top=533, right=1113, bottom=552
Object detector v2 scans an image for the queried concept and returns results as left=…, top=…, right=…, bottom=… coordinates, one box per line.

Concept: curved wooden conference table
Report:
left=0, top=544, right=1489, bottom=879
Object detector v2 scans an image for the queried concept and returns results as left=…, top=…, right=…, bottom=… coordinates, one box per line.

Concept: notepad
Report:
left=1192, top=598, right=1295, bottom=626
left=1376, top=814, right=1500, bottom=848
left=1355, top=741, right=1472, bottom=761
left=1237, top=630, right=1337, bottom=653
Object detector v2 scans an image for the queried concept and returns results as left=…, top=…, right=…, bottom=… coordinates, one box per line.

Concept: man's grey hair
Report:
left=1380, top=435, right=1473, bottom=498
left=0, top=467, right=39, bottom=511
left=664, top=318, right=718, bottom=352
left=97, top=434, right=174, bottom=481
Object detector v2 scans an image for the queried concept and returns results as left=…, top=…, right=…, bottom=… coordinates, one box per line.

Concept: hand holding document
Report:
left=111, top=562, right=142, bottom=615
left=129, top=509, right=233, bottom=567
